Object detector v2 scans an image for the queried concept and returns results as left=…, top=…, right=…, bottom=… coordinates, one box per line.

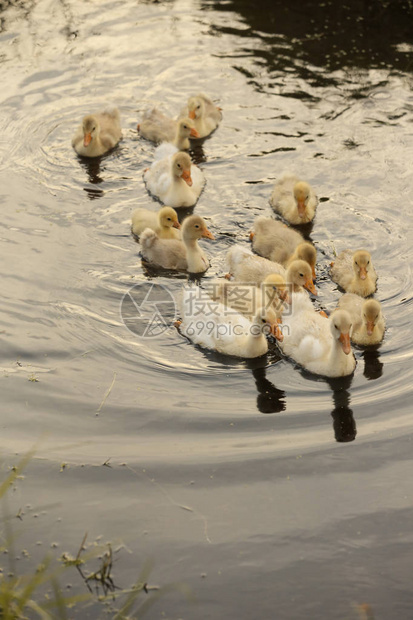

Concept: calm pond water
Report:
left=1, top=0, right=413, bottom=617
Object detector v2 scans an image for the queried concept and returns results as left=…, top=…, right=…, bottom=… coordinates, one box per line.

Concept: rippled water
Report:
left=1, top=0, right=413, bottom=617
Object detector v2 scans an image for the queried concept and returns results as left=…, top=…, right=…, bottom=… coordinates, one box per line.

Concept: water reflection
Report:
left=252, top=366, right=286, bottom=414
left=202, top=0, right=413, bottom=73
left=77, top=155, right=105, bottom=200
left=363, top=347, right=383, bottom=381
left=327, top=375, right=357, bottom=443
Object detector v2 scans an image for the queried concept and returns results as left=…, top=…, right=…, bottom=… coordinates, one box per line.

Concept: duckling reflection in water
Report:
left=362, top=348, right=383, bottom=380
left=252, top=366, right=286, bottom=414
left=327, top=375, right=356, bottom=443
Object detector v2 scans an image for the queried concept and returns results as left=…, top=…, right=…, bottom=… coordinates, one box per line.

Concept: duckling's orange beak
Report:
left=190, top=127, right=200, bottom=138
left=304, top=278, right=317, bottom=295
left=366, top=320, right=375, bottom=336
left=359, top=266, right=367, bottom=280
left=181, top=169, right=193, bottom=186
left=201, top=227, right=215, bottom=240
left=272, top=324, right=283, bottom=342
left=173, top=220, right=181, bottom=229
left=83, top=133, right=92, bottom=147
left=189, top=110, right=196, bottom=120
left=339, top=332, right=351, bottom=355
left=297, top=200, right=306, bottom=218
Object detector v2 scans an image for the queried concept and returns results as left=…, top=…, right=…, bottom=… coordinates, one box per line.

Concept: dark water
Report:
left=1, top=0, right=413, bottom=617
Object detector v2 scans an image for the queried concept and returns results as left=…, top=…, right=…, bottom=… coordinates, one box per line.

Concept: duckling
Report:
left=225, top=246, right=316, bottom=294
left=280, top=300, right=356, bottom=377
left=154, top=118, right=200, bottom=160
left=330, top=249, right=377, bottom=297
left=180, top=93, right=222, bottom=138
left=270, top=174, right=318, bottom=224
left=72, top=107, right=122, bottom=157
left=137, top=108, right=176, bottom=144
left=144, top=151, right=205, bottom=208
left=131, top=206, right=181, bottom=240
left=337, top=294, right=385, bottom=345
left=207, top=273, right=290, bottom=322
left=251, top=216, right=316, bottom=278
left=140, top=214, right=214, bottom=273
left=178, top=285, right=280, bottom=358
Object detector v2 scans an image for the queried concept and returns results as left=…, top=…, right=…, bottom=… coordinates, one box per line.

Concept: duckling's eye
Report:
left=196, top=105, right=201, bottom=109
left=367, top=260, right=370, bottom=265
left=355, top=261, right=358, bottom=266
left=261, top=318, right=266, bottom=324
left=177, top=163, right=181, bottom=168
left=183, top=124, right=188, bottom=129
left=299, top=273, right=304, bottom=278
left=272, top=286, right=277, bottom=291
left=92, top=126, right=96, bottom=131
left=195, top=224, right=200, bottom=228
left=167, top=217, right=172, bottom=221
left=334, top=324, right=338, bottom=329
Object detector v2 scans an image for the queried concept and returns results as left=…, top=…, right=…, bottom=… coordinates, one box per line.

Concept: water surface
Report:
left=1, top=0, right=413, bottom=617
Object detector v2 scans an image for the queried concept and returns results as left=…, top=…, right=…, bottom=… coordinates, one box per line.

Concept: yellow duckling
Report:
left=330, top=249, right=377, bottom=297
left=72, top=107, right=122, bottom=157
left=225, top=246, right=316, bottom=294
left=207, top=273, right=290, bottom=323
left=154, top=119, right=200, bottom=160
left=270, top=174, right=318, bottom=224
left=178, top=285, right=279, bottom=358
left=180, top=93, right=222, bottom=138
left=337, top=294, right=385, bottom=345
left=140, top=214, right=214, bottom=273
left=138, top=109, right=199, bottom=146
left=251, top=216, right=316, bottom=278
left=131, top=206, right=181, bottom=240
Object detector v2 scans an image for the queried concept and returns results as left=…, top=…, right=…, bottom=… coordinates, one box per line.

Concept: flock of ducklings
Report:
left=72, top=94, right=385, bottom=378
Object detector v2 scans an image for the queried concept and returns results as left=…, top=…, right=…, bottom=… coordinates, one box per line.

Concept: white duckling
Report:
left=251, top=216, right=316, bottom=279
left=270, top=174, right=318, bottom=224
left=225, top=246, right=316, bottom=294
left=178, top=285, right=280, bottom=358
left=154, top=118, right=200, bottom=160
left=140, top=214, right=214, bottom=273
left=180, top=93, right=222, bottom=138
left=279, top=297, right=356, bottom=377
left=131, top=206, right=181, bottom=240
left=72, top=107, right=122, bottom=157
left=330, top=249, right=377, bottom=297
left=337, top=294, right=385, bottom=346
left=207, top=273, right=290, bottom=323
left=144, top=151, right=205, bottom=208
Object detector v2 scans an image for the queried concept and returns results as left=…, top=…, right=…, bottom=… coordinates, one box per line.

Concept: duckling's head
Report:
left=182, top=215, right=214, bottom=242
left=330, top=310, right=352, bottom=354
left=296, top=242, right=316, bottom=279
left=82, top=115, right=100, bottom=147
left=172, top=152, right=193, bottom=186
left=177, top=118, right=200, bottom=140
left=353, top=250, right=372, bottom=280
left=363, top=299, right=382, bottom=335
left=158, top=206, right=180, bottom=231
left=187, top=97, right=205, bottom=120
left=293, top=181, right=311, bottom=218
left=287, top=260, right=316, bottom=294
left=262, top=274, right=290, bottom=304
left=253, top=307, right=283, bottom=341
